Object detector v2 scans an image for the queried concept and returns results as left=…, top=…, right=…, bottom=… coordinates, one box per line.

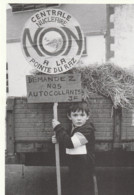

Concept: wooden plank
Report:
left=121, top=123, right=134, bottom=127
left=15, top=136, right=112, bottom=141
left=122, top=110, right=134, bottom=116
left=89, top=104, right=113, bottom=109
left=122, top=118, right=134, bottom=123
left=113, top=107, right=122, bottom=148
left=121, top=133, right=134, bottom=140
left=59, top=111, right=112, bottom=117
left=15, top=131, right=113, bottom=140
left=14, top=127, right=112, bottom=133
left=15, top=102, right=53, bottom=109
left=95, top=127, right=113, bottom=132
left=15, top=113, right=54, bottom=120
left=16, top=142, right=52, bottom=152
left=15, top=137, right=52, bottom=141
left=6, top=110, right=15, bottom=155
left=122, top=132, right=134, bottom=137
left=14, top=126, right=112, bottom=134
left=95, top=131, right=113, bottom=136
left=91, top=113, right=113, bottom=118
left=15, top=128, right=53, bottom=132
left=122, top=126, right=134, bottom=132
left=15, top=122, right=46, bottom=128
left=95, top=142, right=112, bottom=151
left=91, top=108, right=113, bottom=114
left=92, top=118, right=113, bottom=123
left=15, top=142, right=113, bottom=152
left=15, top=129, right=113, bottom=138
left=14, top=107, right=113, bottom=115
left=14, top=122, right=113, bottom=128
left=14, top=103, right=113, bottom=113
left=15, top=113, right=51, bottom=119
left=122, top=113, right=134, bottom=118
left=119, top=142, right=134, bottom=151
left=15, top=118, right=45, bottom=123
left=16, top=142, right=34, bottom=152
left=95, top=132, right=112, bottom=139
left=95, top=137, right=112, bottom=140
left=15, top=131, right=53, bottom=137
left=16, top=142, right=134, bottom=152
left=15, top=118, right=48, bottom=123
left=14, top=122, right=70, bottom=130
left=122, top=109, right=134, bottom=118
left=94, top=123, right=113, bottom=127
left=14, top=117, right=113, bottom=124
left=6, top=98, right=15, bottom=111
left=15, top=129, right=52, bottom=133
left=58, top=108, right=113, bottom=114
left=14, top=108, right=53, bottom=114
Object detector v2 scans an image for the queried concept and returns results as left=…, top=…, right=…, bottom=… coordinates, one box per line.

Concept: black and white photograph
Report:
left=3, top=2, right=134, bottom=195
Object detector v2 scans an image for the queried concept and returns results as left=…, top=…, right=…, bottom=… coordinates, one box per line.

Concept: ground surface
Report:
left=5, top=165, right=134, bottom=195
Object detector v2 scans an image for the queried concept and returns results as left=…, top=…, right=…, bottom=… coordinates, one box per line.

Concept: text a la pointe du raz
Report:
left=29, top=57, right=76, bottom=74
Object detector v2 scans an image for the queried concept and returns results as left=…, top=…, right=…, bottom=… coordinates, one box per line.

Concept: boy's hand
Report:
left=52, top=119, right=60, bottom=129
left=52, top=135, right=57, bottom=144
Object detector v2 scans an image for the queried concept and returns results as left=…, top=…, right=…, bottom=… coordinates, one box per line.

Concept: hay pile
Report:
left=70, top=63, right=134, bottom=109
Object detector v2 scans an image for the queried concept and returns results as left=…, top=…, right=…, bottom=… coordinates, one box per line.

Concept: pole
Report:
left=53, top=102, right=62, bottom=195
left=93, top=175, right=98, bottom=195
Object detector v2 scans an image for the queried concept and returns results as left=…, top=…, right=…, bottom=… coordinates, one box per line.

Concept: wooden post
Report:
left=6, top=98, right=15, bottom=155
left=113, top=107, right=122, bottom=149
left=93, top=175, right=98, bottom=195
left=53, top=103, right=62, bottom=195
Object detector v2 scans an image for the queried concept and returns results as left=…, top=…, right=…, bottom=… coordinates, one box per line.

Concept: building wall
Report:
left=7, top=4, right=106, bottom=41
left=7, top=43, right=32, bottom=96
left=110, top=4, right=134, bottom=70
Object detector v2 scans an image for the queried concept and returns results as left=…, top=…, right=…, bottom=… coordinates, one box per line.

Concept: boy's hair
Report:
left=67, top=101, right=90, bottom=116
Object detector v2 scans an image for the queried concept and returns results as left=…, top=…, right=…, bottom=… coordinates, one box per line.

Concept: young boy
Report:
left=52, top=101, right=95, bottom=195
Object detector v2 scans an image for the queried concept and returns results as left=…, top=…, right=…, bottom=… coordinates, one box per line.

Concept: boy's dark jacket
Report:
left=54, top=121, right=95, bottom=164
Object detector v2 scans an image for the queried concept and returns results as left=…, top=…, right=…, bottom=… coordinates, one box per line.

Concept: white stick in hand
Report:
left=53, top=102, right=61, bottom=195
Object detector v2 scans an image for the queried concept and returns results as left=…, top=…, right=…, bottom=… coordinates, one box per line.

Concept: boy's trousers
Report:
left=67, top=155, right=95, bottom=195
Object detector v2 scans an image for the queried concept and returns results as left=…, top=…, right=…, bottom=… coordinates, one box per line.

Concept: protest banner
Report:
left=26, top=74, right=81, bottom=103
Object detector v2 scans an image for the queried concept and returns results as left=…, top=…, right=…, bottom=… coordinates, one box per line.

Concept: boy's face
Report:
left=68, top=110, right=89, bottom=127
